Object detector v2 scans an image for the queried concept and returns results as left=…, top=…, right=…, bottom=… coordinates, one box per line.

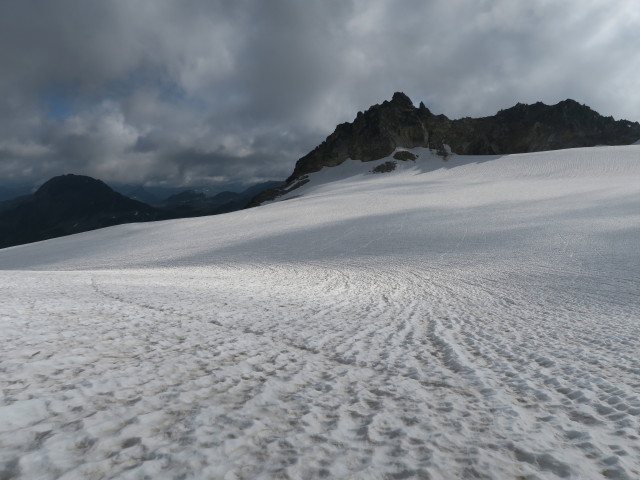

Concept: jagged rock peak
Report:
left=287, top=92, right=429, bottom=181
left=389, top=91, right=414, bottom=108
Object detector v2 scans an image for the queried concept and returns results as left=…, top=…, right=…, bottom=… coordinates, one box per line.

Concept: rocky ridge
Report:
left=250, top=92, right=640, bottom=205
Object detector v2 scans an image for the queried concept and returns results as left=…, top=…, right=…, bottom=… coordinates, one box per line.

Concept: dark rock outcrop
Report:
left=251, top=93, right=640, bottom=205
left=393, top=151, right=419, bottom=161
left=372, top=161, right=398, bottom=173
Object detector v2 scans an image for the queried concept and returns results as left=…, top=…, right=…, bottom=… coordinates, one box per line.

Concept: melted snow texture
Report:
left=1, top=146, right=640, bottom=479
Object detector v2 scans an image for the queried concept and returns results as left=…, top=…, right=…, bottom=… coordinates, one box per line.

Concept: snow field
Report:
left=1, top=145, right=639, bottom=478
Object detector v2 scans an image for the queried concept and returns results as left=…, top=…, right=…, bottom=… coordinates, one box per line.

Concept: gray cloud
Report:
left=1, top=0, right=639, bottom=189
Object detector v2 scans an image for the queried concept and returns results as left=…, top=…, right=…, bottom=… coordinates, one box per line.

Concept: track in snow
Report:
left=2, top=258, right=638, bottom=479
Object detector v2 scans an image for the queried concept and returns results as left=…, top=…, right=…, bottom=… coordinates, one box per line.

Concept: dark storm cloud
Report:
left=0, top=0, right=638, bottom=189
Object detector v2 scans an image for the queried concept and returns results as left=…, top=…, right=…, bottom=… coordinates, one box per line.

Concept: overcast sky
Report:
left=1, top=0, right=639, bottom=189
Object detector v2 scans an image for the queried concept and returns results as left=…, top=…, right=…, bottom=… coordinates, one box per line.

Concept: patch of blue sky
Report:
left=41, top=87, right=75, bottom=119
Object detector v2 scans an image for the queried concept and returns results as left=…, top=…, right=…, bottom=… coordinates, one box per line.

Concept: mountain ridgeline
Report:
left=250, top=93, right=640, bottom=205
left=292, top=92, right=640, bottom=179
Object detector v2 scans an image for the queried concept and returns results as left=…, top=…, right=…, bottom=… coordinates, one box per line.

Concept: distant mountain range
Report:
left=0, top=175, right=280, bottom=249
left=250, top=92, right=640, bottom=205
left=155, top=182, right=281, bottom=216
left=110, top=182, right=259, bottom=206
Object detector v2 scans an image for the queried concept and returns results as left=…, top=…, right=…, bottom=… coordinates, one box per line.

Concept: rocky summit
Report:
left=293, top=92, right=640, bottom=181
left=251, top=93, right=640, bottom=206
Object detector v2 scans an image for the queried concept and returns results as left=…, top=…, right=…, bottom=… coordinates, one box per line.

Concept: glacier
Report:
left=1, top=146, right=639, bottom=479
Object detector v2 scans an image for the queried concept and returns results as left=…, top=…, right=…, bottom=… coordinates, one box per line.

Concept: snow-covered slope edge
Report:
left=0, top=145, right=638, bottom=271
left=1, top=145, right=639, bottom=479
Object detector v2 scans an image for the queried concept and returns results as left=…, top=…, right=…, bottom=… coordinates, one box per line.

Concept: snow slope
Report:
left=1, top=146, right=639, bottom=479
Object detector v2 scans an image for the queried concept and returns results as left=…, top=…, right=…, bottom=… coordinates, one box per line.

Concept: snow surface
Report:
left=1, top=146, right=640, bottom=479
